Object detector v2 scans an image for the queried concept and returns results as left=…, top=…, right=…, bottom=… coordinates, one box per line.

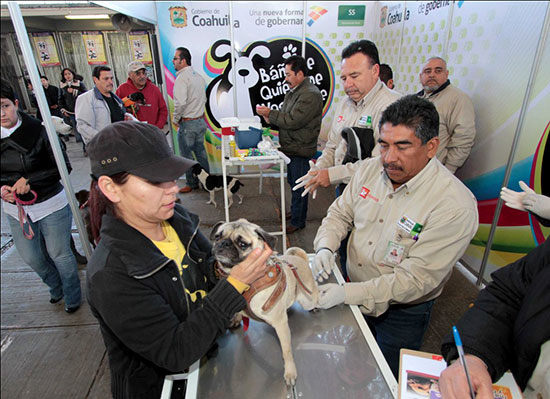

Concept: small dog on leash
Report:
left=191, top=164, right=243, bottom=208
left=210, top=219, right=319, bottom=385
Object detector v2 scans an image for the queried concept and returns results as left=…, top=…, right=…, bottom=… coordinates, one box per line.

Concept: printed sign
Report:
left=129, top=31, right=153, bottom=64
left=32, top=33, right=60, bottom=67
left=204, top=38, right=334, bottom=129
left=82, top=32, right=107, bottom=65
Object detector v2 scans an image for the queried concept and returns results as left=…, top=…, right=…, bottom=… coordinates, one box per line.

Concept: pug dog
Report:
left=210, top=218, right=319, bottom=386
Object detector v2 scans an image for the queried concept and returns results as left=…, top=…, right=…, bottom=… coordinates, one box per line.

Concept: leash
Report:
left=15, top=191, right=38, bottom=239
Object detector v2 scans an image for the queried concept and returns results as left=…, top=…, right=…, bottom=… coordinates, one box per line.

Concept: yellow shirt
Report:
left=152, top=221, right=207, bottom=302
left=152, top=222, right=249, bottom=295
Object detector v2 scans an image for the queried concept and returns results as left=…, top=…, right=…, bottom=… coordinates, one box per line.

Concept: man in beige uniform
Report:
left=312, top=95, right=478, bottom=377
left=296, top=40, right=401, bottom=194
left=417, top=57, right=476, bottom=173
left=172, top=47, right=210, bottom=193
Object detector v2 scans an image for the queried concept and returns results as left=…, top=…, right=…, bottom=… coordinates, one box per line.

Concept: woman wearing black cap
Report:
left=86, top=121, right=271, bottom=399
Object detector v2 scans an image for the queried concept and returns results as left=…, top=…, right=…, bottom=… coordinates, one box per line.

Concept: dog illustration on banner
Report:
left=204, top=38, right=334, bottom=129
left=206, top=40, right=271, bottom=123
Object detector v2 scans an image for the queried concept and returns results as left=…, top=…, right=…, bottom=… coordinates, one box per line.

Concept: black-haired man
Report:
left=75, top=66, right=132, bottom=144
left=256, top=55, right=323, bottom=234
left=379, top=64, right=394, bottom=90
left=172, top=47, right=210, bottom=193
left=312, top=95, right=478, bottom=377
left=298, top=40, right=401, bottom=195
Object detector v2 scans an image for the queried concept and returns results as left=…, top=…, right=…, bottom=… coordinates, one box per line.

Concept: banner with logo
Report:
left=82, top=31, right=108, bottom=65
left=128, top=31, right=153, bottom=64
left=32, top=33, right=61, bottom=67
left=157, top=2, right=336, bottom=173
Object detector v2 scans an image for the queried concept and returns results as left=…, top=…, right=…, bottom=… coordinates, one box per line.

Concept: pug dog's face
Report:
left=210, top=219, right=277, bottom=268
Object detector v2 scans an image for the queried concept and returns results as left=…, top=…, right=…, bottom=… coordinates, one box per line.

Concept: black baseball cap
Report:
left=88, top=121, right=197, bottom=182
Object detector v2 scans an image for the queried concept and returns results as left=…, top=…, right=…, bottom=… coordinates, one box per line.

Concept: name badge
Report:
left=397, top=215, right=423, bottom=240
left=384, top=241, right=405, bottom=265
left=358, top=115, right=372, bottom=127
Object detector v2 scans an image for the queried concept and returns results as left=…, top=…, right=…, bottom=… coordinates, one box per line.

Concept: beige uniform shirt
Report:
left=315, top=79, right=401, bottom=184
left=172, top=66, right=207, bottom=123
left=419, top=83, right=476, bottom=173
left=314, top=157, right=478, bottom=317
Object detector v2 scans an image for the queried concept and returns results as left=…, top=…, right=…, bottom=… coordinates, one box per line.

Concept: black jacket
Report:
left=87, top=205, right=246, bottom=399
left=59, top=80, right=87, bottom=113
left=1, top=111, right=71, bottom=203
left=441, top=238, right=550, bottom=390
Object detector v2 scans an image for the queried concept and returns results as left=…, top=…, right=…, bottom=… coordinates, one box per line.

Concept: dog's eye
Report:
left=238, top=241, right=250, bottom=249
left=214, top=233, right=221, bottom=241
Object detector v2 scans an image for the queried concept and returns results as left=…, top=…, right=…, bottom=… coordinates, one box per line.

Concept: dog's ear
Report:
left=255, top=228, right=277, bottom=250
left=210, top=221, right=225, bottom=240
left=191, top=163, right=202, bottom=175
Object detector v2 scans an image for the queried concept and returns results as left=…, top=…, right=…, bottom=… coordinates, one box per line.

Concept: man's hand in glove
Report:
left=317, top=284, right=345, bottom=309
left=312, top=248, right=336, bottom=282
left=293, top=160, right=323, bottom=199
left=501, top=181, right=550, bottom=218
left=523, top=192, right=550, bottom=219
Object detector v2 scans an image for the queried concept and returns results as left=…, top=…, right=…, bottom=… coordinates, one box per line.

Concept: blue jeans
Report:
left=287, top=156, right=310, bottom=229
left=177, top=119, right=210, bottom=188
left=366, top=300, right=434, bottom=377
left=7, top=204, right=82, bottom=307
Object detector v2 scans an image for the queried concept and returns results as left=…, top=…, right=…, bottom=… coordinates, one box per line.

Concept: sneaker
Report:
left=50, top=297, right=63, bottom=304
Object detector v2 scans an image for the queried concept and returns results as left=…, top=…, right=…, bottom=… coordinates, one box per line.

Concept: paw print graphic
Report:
left=282, top=44, right=298, bottom=59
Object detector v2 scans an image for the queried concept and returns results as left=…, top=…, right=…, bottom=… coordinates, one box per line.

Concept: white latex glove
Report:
left=293, top=160, right=319, bottom=199
left=312, top=248, right=336, bottom=282
left=500, top=180, right=535, bottom=211
left=523, top=192, right=550, bottom=219
left=317, top=283, right=345, bottom=309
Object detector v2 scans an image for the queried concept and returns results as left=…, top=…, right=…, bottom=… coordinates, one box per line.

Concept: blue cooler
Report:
left=235, top=126, right=262, bottom=149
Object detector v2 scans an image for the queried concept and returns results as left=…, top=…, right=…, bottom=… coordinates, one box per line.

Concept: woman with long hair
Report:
left=59, top=67, right=87, bottom=152
left=86, top=121, right=271, bottom=399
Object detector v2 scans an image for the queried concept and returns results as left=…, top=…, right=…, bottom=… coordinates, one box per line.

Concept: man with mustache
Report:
left=297, top=40, right=401, bottom=196
left=296, top=40, right=401, bottom=278
left=312, top=95, right=478, bottom=377
left=76, top=65, right=132, bottom=144
left=417, top=57, right=476, bottom=173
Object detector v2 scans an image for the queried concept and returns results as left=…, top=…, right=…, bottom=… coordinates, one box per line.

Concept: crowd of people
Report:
left=1, top=38, right=547, bottom=399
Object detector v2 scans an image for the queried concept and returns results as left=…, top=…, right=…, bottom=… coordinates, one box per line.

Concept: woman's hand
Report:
left=440, top=355, right=494, bottom=399
left=1, top=186, right=16, bottom=203
left=11, top=177, right=30, bottom=195
left=229, top=246, right=272, bottom=285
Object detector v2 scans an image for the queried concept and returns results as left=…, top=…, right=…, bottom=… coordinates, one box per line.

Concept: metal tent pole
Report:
left=7, top=1, right=93, bottom=259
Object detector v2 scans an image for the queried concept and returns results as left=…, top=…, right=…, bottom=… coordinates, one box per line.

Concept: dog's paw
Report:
left=284, top=363, right=297, bottom=386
